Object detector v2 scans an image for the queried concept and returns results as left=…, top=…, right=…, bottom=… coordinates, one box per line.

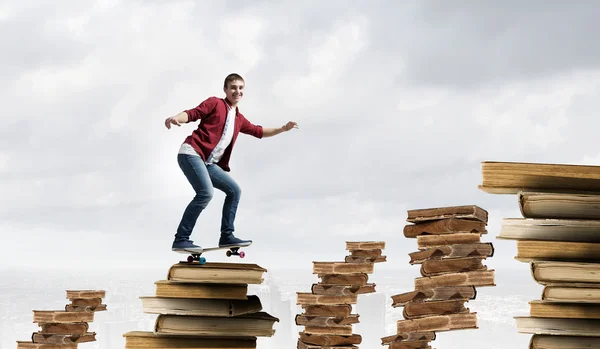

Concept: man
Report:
left=164, top=73, right=298, bottom=252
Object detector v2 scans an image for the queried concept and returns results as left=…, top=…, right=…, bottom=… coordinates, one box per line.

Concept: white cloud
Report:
left=15, top=59, right=94, bottom=103
left=257, top=194, right=408, bottom=238
left=0, top=3, right=15, bottom=21
left=379, top=69, right=598, bottom=168
left=95, top=0, right=121, bottom=10
left=272, top=16, right=368, bottom=106
left=64, top=12, right=91, bottom=39
left=218, top=15, right=266, bottom=70
left=0, top=152, right=9, bottom=172
left=108, top=87, right=150, bottom=130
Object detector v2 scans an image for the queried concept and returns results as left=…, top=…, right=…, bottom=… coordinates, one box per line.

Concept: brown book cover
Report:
left=38, top=323, right=88, bottom=335
left=519, top=191, right=600, bottom=220
left=311, top=284, right=376, bottom=296
left=414, top=270, right=495, bottom=289
left=346, top=241, right=386, bottom=250
left=31, top=333, right=96, bottom=345
left=531, top=261, right=600, bottom=284
left=66, top=290, right=106, bottom=299
left=154, top=311, right=278, bottom=337
left=542, top=285, right=600, bottom=303
left=417, top=233, right=482, bottom=249
left=303, top=326, right=353, bottom=336
left=167, top=263, right=266, bottom=284
left=154, top=280, right=248, bottom=299
left=295, top=314, right=360, bottom=327
left=409, top=243, right=494, bottom=264
left=528, top=334, right=600, bottom=349
left=403, top=299, right=468, bottom=319
left=391, top=286, right=477, bottom=306
left=529, top=300, right=600, bottom=319
left=33, top=311, right=94, bottom=324
left=312, top=262, right=374, bottom=275
left=479, top=161, right=600, bottom=194
left=420, top=257, right=487, bottom=277
left=344, top=255, right=387, bottom=263
left=381, top=332, right=436, bottom=345
left=499, top=218, right=600, bottom=243
left=298, top=332, right=362, bottom=346
left=64, top=304, right=107, bottom=312
left=123, top=331, right=257, bottom=348
left=67, top=298, right=103, bottom=307
left=404, top=218, right=487, bottom=238
left=301, top=305, right=352, bottom=317
left=388, top=341, right=432, bottom=348
left=515, top=316, right=600, bottom=336
left=318, top=273, right=369, bottom=286
left=297, top=340, right=358, bottom=349
left=296, top=293, right=357, bottom=305
left=517, top=240, right=600, bottom=262
left=396, top=312, right=477, bottom=332
left=406, top=205, right=488, bottom=224
left=349, top=249, right=383, bottom=257
left=17, top=343, right=78, bottom=349
left=140, top=295, right=262, bottom=316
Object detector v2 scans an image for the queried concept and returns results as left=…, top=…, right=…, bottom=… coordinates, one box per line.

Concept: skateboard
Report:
left=176, top=243, right=251, bottom=264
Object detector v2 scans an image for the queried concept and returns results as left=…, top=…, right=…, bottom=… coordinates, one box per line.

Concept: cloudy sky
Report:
left=1, top=0, right=600, bottom=276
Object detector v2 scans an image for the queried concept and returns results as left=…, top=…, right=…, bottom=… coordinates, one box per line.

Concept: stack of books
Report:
left=123, top=262, right=278, bottom=348
left=296, top=241, right=386, bottom=348
left=16, top=290, right=106, bottom=348
left=382, top=205, right=496, bottom=348
left=480, top=161, right=600, bottom=348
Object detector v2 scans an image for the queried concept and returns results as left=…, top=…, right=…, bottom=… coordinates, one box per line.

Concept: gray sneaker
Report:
left=172, top=239, right=202, bottom=251
left=219, top=234, right=252, bottom=248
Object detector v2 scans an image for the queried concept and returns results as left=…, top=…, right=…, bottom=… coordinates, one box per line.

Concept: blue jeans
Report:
left=175, top=154, right=241, bottom=243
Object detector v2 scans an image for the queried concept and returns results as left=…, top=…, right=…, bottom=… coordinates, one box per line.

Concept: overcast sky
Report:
left=1, top=1, right=600, bottom=276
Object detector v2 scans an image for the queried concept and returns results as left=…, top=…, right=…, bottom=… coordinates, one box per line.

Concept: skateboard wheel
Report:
left=226, top=250, right=232, bottom=257
left=199, top=257, right=206, bottom=265
left=187, top=255, right=194, bottom=263
left=239, top=251, right=245, bottom=258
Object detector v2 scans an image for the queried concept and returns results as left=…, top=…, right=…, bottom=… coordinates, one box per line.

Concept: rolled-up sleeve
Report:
left=239, top=114, right=263, bottom=138
left=184, top=96, right=218, bottom=122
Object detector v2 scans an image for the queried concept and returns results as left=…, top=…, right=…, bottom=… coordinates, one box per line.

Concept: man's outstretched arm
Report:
left=262, top=121, right=299, bottom=137
left=164, top=112, right=190, bottom=129
left=165, top=97, right=219, bottom=129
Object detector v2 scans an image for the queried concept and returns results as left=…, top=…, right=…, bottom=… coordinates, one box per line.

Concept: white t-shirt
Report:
left=178, top=104, right=236, bottom=165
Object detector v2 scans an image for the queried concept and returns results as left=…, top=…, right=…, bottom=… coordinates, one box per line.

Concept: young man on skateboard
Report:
left=164, top=73, right=298, bottom=252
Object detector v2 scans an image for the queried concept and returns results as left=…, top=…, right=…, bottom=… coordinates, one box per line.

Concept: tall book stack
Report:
left=296, top=241, right=386, bottom=349
left=382, top=206, right=496, bottom=348
left=16, top=290, right=107, bottom=348
left=123, top=262, right=279, bottom=349
left=480, top=161, right=600, bottom=348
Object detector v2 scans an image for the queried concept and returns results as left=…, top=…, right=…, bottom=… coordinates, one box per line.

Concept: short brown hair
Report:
left=224, top=73, right=244, bottom=88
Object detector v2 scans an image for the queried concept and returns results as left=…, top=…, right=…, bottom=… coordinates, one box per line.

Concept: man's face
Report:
left=224, top=80, right=244, bottom=104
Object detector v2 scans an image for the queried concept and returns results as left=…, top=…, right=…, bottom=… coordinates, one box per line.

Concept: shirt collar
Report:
left=223, top=98, right=238, bottom=112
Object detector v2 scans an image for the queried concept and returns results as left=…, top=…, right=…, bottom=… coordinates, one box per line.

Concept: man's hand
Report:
left=282, top=121, right=299, bottom=131
left=165, top=116, right=181, bottom=129
left=260, top=121, right=299, bottom=137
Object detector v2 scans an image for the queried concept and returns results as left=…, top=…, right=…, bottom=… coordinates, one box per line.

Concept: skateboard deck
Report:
left=175, top=243, right=252, bottom=264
